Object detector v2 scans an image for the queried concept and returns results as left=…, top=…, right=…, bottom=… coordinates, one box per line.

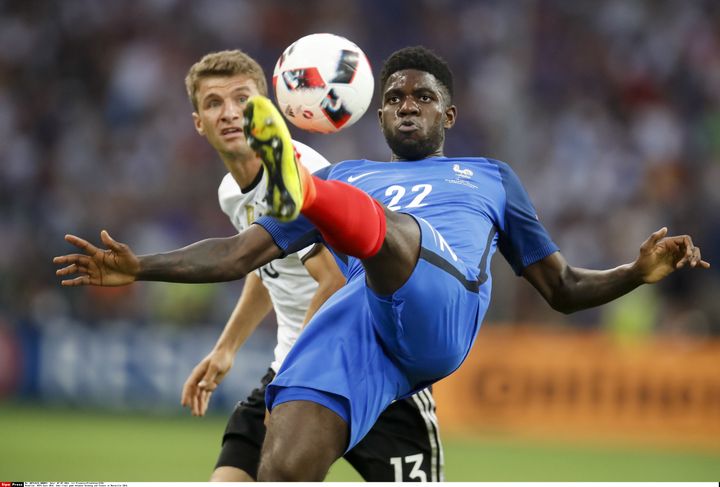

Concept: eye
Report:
left=419, top=94, right=432, bottom=103
left=237, top=95, right=249, bottom=104
left=206, top=99, right=221, bottom=109
left=386, top=96, right=400, bottom=105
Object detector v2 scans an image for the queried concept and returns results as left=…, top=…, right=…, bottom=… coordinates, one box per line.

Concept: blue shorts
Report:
left=266, top=216, right=485, bottom=450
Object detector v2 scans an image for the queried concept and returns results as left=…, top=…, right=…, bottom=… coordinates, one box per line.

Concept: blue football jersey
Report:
left=260, top=156, right=560, bottom=450
left=256, top=156, right=558, bottom=283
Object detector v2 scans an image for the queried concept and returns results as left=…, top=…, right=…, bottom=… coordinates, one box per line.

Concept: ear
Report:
left=377, top=107, right=384, bottom=126
left=444, top=105, right=457, bottom=129
left=192, top=112, right=205, bottom=136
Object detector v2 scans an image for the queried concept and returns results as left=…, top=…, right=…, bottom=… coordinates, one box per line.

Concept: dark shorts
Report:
left=216, top=369, right=444, bottom=481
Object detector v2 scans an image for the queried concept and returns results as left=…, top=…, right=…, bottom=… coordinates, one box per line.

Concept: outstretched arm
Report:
left=54, top=224, right=282, bottom=286
left=523, top=227, right=710, bottom=314
left=181, top=271, right=273, bottom=416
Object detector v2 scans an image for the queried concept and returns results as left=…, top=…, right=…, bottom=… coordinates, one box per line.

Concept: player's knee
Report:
left=257, top=447, right=323, bottom=481
left=210, top=466, right=254, bottom=482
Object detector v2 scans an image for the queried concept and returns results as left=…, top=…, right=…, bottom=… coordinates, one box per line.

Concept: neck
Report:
left=220, top=151, right=263, bottom=188
left=391, top=148, right=444, bottom=162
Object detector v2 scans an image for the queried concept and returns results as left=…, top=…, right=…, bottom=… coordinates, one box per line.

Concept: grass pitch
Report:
left=0, top=402, right=717, bottom=481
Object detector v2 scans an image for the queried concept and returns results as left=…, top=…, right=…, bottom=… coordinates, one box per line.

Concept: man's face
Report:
left=378, top=69, right=455, bottom=161
left=192, top=74, right=261, bottom=158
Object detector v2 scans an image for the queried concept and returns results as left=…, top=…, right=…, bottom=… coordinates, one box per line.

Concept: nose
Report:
left=221, top=101, right=242, bottom=122
left=397, top=97, right=420, bottom=116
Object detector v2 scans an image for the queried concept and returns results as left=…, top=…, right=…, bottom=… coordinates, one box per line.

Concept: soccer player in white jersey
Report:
left=177, top=50, right=445, bottom=482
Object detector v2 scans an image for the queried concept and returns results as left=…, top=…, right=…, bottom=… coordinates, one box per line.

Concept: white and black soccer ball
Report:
left=272, top=33, right=374, bottom=134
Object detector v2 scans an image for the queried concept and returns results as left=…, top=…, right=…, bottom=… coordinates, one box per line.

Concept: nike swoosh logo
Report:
left=347, top=171, right=380, bottom=182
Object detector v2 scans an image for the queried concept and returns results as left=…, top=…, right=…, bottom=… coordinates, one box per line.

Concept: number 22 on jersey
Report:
left=384, top=184, right=433, bottom=211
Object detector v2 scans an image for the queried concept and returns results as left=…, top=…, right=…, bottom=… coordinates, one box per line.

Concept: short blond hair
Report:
left=185, top=50, right=268, bottom=111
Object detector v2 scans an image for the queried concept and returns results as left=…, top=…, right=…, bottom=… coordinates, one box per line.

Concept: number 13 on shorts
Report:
left=390, top=453, right=426, bottom=481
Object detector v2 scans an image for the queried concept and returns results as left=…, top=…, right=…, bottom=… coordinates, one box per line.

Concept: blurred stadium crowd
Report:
left=1, top=0, right=719, bottom=337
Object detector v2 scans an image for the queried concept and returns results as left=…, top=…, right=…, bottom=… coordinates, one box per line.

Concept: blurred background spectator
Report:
left=1, top=0, right=718, bottom=339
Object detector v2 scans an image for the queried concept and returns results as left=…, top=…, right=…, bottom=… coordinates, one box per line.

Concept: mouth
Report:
left=221, top=127, right=244, bottom=138
left=397, top=120, right=419, bottom=134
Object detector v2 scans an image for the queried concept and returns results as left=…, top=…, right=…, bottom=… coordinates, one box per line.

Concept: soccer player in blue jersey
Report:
left=55, top=46, right=709, bottom=481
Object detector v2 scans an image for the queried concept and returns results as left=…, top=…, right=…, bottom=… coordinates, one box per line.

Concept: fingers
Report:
left=647, top=227, right=668, bottom=247
left=191, top=389, right=212, bottom=416
left=54, top=252, right=93, bottom=269
left=181, top=359, right=222, bottom=416
left=180, top=386, right=193, bottom=410
left=60, top=276, right=91, bottom=287
left=199, top=389, right=212, bottom=416
left=182, top=386, right=206, bottom=416
left=64, top=234, right=100, bottom=255
left=181, top=362, right=208, bottom=413
left=184, top=384, right=207, bottom=417
left=54, top=255, right=94, bottom=286
left=180, top=379, right=195, bottom=409
left=639, top=228, right=710, bottom=276
left=673, top=235, right=695, bottom=269
left=54, top=236, right=99, bottom=287
left=54, top=258, right=86, bottom=274
left=192, top=390, right=202, bottom=416
left=198, top=369, right=220, bottom=393
left=690, top=247, right=710, bottom=269
left=676, top=240, right=699, bottom=269
left=666, top=235, right=710, bottom=270
left=192, top=369, right=221, bottom=415
left=674, top=235, right=694, bottom=269
left=640, top=227, right=668, bottom=254
left=100, top=230, right=123, bottom=253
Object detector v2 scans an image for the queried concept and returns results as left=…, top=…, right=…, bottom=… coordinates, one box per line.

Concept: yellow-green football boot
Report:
left=243, top=95, right=304, bottom=221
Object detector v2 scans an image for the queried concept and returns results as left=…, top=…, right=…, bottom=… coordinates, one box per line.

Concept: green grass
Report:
left=1, top=402, right=718, bottom=481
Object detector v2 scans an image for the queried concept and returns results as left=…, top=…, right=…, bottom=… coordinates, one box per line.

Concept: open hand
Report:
left=53, top=230, right=140, bottom=287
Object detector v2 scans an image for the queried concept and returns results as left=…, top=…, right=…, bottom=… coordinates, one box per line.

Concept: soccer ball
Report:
left=272, top=33, right=374, bottom=134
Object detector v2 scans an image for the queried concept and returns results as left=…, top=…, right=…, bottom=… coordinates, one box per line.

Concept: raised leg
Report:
left=243, top=96, right=421, bottom=296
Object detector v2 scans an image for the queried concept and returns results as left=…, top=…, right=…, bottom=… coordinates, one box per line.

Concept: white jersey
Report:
left=218, top=140, right=330, bottom=372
